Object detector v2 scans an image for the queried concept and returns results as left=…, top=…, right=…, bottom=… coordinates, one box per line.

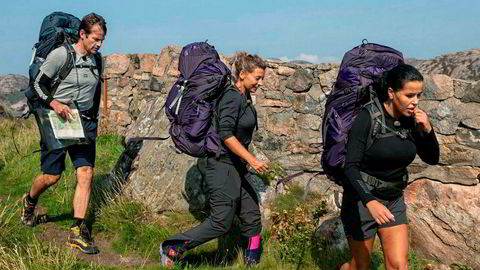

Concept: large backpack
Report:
left=24, top=12, right=102, bottom=113
left=321, top=40, right=404, bottom=185
left=27, top=12, right=81, bottom=89
left=165, top=41, right=232, bottom=158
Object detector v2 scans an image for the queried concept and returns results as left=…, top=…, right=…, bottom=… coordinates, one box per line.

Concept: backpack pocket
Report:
left=183, top=100, right=213, bottom=139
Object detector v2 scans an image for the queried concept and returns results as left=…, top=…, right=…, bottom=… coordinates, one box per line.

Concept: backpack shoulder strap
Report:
left=91, top=52, right=103, bottom=119
left=93, top=52, right=103, bottom=82
left=365, top=97, right=413, bottom=149
left=57, top=43, right=76, bottom=81
left=50, top=43, right=76, bottom=95
left=365, top=97, right=385, bottom=150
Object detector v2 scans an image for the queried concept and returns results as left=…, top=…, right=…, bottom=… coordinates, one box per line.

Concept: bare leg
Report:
left=72, top=166, right=93, bottom=219
left=30, top=174, right=62, bottom=199
left=340, top=236, right=375, bottom=270
left=378, top=224, right=409, bottom=270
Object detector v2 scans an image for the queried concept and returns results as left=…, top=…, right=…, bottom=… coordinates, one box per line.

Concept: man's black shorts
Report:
left=40, top=118, right=97, bottom=175
left=340, top=192, right=408, bottom=241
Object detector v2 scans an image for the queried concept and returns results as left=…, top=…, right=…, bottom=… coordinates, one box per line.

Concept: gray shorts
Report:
left=340, top=192, right=408, bottom=241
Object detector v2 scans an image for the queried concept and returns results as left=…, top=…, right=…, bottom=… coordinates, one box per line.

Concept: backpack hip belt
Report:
left=359, top=171, right=408, bottom=191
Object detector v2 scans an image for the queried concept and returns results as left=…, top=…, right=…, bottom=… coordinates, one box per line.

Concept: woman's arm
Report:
left=224, top=137, right=267, bottom=172
left=217, top=90, right=268, bottom=173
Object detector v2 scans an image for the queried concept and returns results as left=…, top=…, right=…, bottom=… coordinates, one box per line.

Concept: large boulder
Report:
left=0, top=74, right=29, bottom=118
left=0, top=74, right=28, bottom=95
left=119, top=95, right=205, bottom=214
left=408, top=48, right=480, bottom=81
left=405, top=179, right=480, bottom=269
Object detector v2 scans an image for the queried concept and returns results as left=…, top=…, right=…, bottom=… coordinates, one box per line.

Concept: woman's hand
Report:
left=223, top=137, right=268, bottom=173
left=366, top=200, right=395, bottom=225
left=247, top=158, right=268, bottom=173
left=414, top=108, right=432, bottom=133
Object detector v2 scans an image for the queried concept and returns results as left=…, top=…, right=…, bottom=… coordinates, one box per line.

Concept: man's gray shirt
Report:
left=34, top=45, right=100, bottom=111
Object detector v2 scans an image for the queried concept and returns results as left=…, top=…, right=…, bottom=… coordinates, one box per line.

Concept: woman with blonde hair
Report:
left=161, top=51, right=268, bottom=268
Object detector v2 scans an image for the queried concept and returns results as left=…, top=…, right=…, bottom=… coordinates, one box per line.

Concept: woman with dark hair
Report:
left=160, top=52, right=268, bottom=268
left=340, top=64, right=439, bottom=270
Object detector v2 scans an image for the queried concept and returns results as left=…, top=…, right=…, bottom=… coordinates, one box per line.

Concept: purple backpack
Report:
left=321, top=40, right=404, bottom=184
left=165, top=42, right=231, bottom=157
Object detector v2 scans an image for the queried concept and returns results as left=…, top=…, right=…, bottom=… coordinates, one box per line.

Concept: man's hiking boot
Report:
left=68, top=224, right=99, bottom=254
left=21, top=193, right=48, bottom=227
left=160, top=242, right=186, bottom=269
left=21, top=193, right=37, bottom=227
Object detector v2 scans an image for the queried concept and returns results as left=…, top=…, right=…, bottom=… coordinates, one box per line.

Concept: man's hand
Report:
left=49, top=100, right=73, bottom=120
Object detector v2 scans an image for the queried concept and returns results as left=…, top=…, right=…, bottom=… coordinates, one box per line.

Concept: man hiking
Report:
left=21, top=12, right=107, bottom=255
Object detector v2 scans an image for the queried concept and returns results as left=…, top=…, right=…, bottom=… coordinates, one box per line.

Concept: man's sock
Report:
left=74, top=218, right=85, bottom=227
left=26, top=193, right=38, bottom=205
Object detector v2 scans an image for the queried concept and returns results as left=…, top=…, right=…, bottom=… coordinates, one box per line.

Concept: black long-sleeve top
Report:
left=343, top=105, right=439, bottom=205
left=216, top=86, right=257, bottom=164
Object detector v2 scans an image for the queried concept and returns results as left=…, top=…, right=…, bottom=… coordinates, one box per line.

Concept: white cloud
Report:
left=278, top=53, right=340, bottom=64
left=297, top=53, right=321, bottom=63
left=318, top=56, right=340, bottom=63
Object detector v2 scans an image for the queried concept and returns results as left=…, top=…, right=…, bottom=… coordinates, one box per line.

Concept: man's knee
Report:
left=76, top=166, right=94, bottom=185
left=42, top=174, right=61, bottom=186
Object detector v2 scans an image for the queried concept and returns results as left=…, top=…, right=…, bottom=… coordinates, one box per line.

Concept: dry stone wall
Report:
left=102, top=46, right=480, bottom=186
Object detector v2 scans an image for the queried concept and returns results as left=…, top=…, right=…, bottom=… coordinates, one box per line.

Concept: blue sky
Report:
left=1, top=0, right=479, bottom=75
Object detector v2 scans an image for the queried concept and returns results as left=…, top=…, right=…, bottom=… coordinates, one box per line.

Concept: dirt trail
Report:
left=37, top=223, right=157, bottom=269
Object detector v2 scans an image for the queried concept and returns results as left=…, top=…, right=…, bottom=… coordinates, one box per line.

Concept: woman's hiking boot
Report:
left=160, top=242, right=186, bottom=269
left=244, top=248, right=261, bottom=266
left=68, top=223, right=99, bottom=254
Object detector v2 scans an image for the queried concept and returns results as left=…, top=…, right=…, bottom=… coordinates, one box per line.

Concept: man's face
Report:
left=79, top=23, right=105, bottom=55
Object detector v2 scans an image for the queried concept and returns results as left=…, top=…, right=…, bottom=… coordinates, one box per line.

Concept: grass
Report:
left=0, top=239, right=105, bottom=270
left=93, top=196, right=172, bottom=259
left=0, top=117, right=473, bottom=269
